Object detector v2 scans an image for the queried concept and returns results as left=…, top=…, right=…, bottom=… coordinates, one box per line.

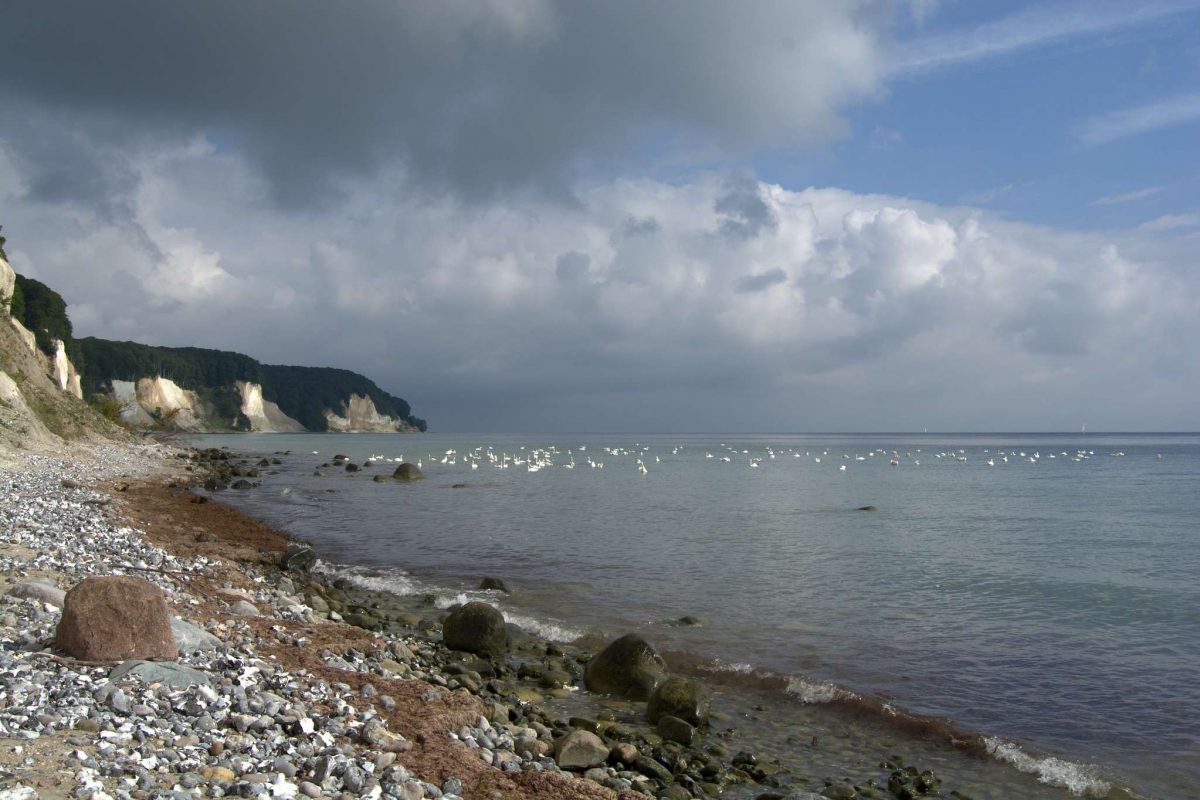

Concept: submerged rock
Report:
left=479, top=577, right=510, bottom=593
left=584, top=633, right=666, bottom=700
left=393, top=463, right=424, bottom=481
left=442, top=601, right=509, bottom=657
left=647, top=676, right=711, bottom=726
left=56, top=576, right=176, bottom=661
left=280, top=548, right=317, bottom=573
left=656, top=714, right=696, bottom=745
left=887, top=766, right=940, bottom=799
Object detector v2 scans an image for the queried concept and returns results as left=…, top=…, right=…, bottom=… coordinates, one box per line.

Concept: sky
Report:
left=0, top=0, right=1197, bottom=432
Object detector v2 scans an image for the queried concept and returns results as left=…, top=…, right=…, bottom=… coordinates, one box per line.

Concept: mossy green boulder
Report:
left=583, top=633, right=666, bottom=700
left=647, top=676, right=711, bottom=726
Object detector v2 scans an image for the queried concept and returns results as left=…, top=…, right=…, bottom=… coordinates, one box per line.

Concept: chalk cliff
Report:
left=109, top=376, right=208, bottom=431
left=236, top=381, right=305, bottom=433
left=324, top=394, right=410, bottom=433
left=0, top=256, right=14, bottom=311
left=1, top=255, right=425, bottom=435
left=78, top=338, right=426, bottom=433
left=1, top=267, right=120, bottom=454
left=2, top=257, right=84, bottom=401
left=52, top=339, right=84, bottom=399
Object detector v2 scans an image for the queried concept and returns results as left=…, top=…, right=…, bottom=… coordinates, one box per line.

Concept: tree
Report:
left=13, top=274, right=73, bottom=355
left=6, top=277, right=22, bottom=320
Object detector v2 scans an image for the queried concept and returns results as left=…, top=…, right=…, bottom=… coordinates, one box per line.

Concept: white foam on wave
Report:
left=435, top=592, right=471, bottom=609
left=983, top=737, right=1112, bottom=797
left=320, top=565, right=420, bottom=597
left=785, top=676, right=856, bottom=704
left=501, top=611, right=583, bottom=643
left=699, top=659, right=756, bottom=675
left=314, top=566, right=583, bottom=642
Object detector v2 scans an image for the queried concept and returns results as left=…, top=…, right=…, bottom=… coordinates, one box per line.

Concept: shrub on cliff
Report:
left=89, top=394, right=126, bottom=425
left=7, top=278, right=22, bottom=320
left=13, top=274, right=72, bottom=354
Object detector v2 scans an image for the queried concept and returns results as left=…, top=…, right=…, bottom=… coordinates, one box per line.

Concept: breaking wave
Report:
left=983, top=738, right=1113, bottom=797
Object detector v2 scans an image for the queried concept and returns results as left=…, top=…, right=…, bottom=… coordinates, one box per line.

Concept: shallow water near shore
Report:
left=192, top=432, right=1200, bottom=799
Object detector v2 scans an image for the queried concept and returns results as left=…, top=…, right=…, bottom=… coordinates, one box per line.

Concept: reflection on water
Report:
left=195, top=431, right=1200, bottom=799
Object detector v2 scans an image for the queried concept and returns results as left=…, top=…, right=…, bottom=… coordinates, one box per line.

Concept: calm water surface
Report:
left=193, top=432, right=1200, bottom=799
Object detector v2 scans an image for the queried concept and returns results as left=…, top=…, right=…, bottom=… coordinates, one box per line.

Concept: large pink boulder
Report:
left=55, top=576, right=176, bottom=661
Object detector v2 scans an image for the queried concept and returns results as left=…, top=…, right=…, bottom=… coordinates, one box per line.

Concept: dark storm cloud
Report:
left=0, top=1, right=880, bottom=206
left=715, top=178, right=777, bottom=239
left=734, top=268, right=787, bottom=293
left=1, top=3, right=1196, bottom=432
left=555, top=251, right=591, bottom=283
left=0, top=102, right=144, bottom=225
left=621, top=217, right=662, bottom=238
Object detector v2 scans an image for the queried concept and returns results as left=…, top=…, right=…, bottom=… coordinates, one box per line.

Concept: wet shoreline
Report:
left=191, top=443, right=1144, bottom=800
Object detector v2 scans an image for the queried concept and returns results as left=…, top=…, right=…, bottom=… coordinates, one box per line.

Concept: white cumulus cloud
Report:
left=2, top=143, right=1195, bottom=432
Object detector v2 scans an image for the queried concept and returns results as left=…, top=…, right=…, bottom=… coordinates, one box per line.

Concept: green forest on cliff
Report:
left=76, top=338, right=426, bottom=431
left=3, top=235, right=425, bottom=432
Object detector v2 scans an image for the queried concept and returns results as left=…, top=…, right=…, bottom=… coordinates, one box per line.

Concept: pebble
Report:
left=0, top=446, right=853, bottom=800
left=0, top=450, right=472, bottom=800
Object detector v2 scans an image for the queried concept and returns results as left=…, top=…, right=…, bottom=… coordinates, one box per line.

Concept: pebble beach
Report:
left=3, top=441, right=906, bottom=800
left=0, top=444, right=631, bottom=800
left=1, top=440, right=1139, bottom=800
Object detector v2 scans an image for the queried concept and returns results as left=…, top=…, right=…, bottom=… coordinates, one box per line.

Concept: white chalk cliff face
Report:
left=51, top=340, right=83, bottom=400
left=113, top=376, right=208, bottom=431
left=110, top=379, right=156, bottom=427
left=324, top=394, right=411, bottom=432
left=2, top=259, right=84, bottom=401
left=236, top=381, right=304, bottom=432
left=0, top=256, right=14, bottom=310
left=106, top=377, right=412, bottom=432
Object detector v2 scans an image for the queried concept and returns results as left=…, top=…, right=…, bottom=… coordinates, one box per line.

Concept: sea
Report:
left=190, top=432, right=1200, bottom=800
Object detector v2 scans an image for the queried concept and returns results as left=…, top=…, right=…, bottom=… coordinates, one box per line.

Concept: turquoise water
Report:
left=195, top=432, right=1200, bottom=799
